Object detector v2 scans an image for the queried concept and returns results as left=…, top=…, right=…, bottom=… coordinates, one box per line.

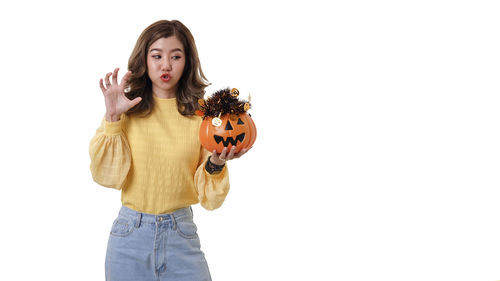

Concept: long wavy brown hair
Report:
left=124, top=20, right=210, bottom=117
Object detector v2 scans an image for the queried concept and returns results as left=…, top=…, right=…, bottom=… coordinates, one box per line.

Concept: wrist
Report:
left=105, top=113, right=121, bottom=122
left=205, top=156, right=225, bottom=174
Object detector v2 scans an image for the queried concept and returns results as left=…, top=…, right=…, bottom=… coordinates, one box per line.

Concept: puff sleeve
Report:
left=89, top=115, right=131, bottom=190
left=194, top=147, right=230, bottom=210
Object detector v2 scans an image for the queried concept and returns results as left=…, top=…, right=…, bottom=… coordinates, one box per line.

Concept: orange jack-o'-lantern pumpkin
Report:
left=200, top=113, right=256, bottom=153
left=197, top=88, right=257, bottom=154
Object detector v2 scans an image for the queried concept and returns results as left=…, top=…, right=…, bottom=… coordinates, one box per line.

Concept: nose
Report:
left=161, top=58, right=172, bottom=71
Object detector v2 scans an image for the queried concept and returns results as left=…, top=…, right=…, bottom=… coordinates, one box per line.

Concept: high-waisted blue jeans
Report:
left=105, top=205, right=212, bottom=281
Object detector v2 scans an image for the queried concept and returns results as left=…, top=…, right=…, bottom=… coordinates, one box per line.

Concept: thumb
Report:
left=130, top=97, right=142, bottom=107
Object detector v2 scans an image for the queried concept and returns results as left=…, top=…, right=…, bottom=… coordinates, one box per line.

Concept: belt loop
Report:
left=135, top=212, right=142, bottom=228
left=171, top=214, right=177, bottom=230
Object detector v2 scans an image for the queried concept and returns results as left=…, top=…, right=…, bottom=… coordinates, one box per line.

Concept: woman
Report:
left=89, top=20, right=249, bottom=281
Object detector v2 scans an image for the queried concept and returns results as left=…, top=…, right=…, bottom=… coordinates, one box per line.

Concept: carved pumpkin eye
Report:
left=237, top=118, right=244, bottom=125
left=225, top=121, right=233, bottom=130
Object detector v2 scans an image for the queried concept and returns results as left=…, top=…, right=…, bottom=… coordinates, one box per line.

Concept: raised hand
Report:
left=99, top=68, right=142, bottom=122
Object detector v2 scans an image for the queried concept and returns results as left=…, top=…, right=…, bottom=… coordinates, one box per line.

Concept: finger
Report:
left=112, top=68, right=119, bottom=85
left=219, top=147, right=228, bottom=160
left=211, top=150, right=224, bottom=165
left=99, top=79, right=106, bottom=93
left=120, top=71, right=132, bottom=87
left=234, top=147, right=251, bottom=158
left=226, top=146, right=236, bottom=160
left=105, top=72, right=112, bottom=87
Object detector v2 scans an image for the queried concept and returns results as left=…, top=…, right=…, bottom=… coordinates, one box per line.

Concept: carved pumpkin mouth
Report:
left=214, top=133, right=245, bottom=147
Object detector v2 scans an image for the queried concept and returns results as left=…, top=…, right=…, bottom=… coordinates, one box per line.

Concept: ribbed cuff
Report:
left=104, top=117, right=123, bottom=135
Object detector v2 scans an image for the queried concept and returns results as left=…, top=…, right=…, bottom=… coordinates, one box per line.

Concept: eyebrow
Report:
left=149, top=48, right=184, bottom=53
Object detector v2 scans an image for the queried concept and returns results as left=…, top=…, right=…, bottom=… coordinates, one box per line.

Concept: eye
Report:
left=237, top=118, right=244, bottom=125
left=225, top=120, right=233, bottom=130
left=172, top=55, right=182, bottom=60
left=152, top=55, right=161, bottom=59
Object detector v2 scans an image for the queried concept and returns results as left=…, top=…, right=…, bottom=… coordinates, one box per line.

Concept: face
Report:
left=147, top=36, right=186, bottom=98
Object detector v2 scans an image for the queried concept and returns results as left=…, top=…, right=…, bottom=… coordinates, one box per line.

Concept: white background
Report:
left=0, top=0, right=499, bottom=280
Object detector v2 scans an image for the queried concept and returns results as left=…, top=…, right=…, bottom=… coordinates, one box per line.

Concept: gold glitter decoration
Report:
left=230, top=88, right=239, bottom=97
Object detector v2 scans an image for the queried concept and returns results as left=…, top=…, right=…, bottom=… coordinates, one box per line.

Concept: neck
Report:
left=152, top=85, right=177, bottom=99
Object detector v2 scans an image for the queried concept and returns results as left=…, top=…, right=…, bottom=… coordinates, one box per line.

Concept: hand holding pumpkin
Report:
left=209, top=146, right=252, bottom=166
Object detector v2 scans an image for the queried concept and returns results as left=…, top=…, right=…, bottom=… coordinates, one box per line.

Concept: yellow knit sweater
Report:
left=89, top=95, right=230, bottom=214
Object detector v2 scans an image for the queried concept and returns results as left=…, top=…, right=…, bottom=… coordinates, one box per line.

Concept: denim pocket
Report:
left=176, top=216, right=198, bottom=239
left=110, top=216, right=135, bottom=237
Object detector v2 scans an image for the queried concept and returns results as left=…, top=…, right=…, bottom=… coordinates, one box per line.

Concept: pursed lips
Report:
left=160, top=73, right=171, bottom=82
